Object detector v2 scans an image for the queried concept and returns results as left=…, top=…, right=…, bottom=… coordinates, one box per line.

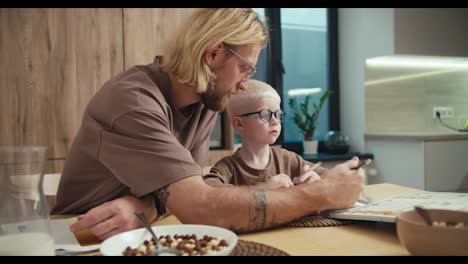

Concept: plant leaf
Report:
left=287, top=91, right=331, bottom=140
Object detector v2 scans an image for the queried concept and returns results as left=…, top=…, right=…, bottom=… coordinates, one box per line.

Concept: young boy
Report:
left=203, top=80, right=326, bottom=189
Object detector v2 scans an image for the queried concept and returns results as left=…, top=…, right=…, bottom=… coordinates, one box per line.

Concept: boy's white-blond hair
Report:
left=227, top=79, right=281, bottom=118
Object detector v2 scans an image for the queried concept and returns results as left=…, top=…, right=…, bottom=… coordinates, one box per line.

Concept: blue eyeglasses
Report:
left=238, top=109, right=285, bottom=123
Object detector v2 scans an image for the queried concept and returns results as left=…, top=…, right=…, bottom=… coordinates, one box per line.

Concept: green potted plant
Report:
left=288, top=90, right=331, bottom=154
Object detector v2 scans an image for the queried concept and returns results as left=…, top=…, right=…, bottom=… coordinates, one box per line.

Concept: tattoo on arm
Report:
left=154, top=185, right=170, bottom=215
left=270, top=214, right=279, bottom=228
left=250, top=190, right=267, bottom=230
left=227, top=190, right=281, bottom=234
left=157, top=186, right=170, bottom=203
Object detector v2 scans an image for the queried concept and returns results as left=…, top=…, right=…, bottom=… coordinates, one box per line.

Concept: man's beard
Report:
left=200, top=85, right=229, bottom=112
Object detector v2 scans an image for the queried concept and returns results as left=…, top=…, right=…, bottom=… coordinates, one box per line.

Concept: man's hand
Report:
left=69, top=195, right=157, bottom=241
left=255, top=173, right=294, bottom=189
left=319, top=156, right=365, bottom=210
left=292, top=164, right=321, bottom=185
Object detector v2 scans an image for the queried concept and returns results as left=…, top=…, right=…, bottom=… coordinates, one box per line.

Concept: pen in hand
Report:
left=293, top=161, right=322, bottom=185
left=351, top=158, right=372, bottom=170
left=350, top=158, right=374, bottom=203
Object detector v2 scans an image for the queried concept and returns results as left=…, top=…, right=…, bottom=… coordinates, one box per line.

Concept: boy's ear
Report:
left=205, top=42, right=224, bottom=66
left=232, top=116, right=243, bottom=130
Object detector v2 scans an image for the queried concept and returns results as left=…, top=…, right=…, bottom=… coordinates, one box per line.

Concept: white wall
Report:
left=338, top=8, right=395, bottom=152
left=339, top=8, right=468, bottom=152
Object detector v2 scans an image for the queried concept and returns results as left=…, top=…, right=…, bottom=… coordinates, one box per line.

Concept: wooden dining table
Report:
left=152, top=183, right=419, bottom=256
left=51, top=183, right=419, bottom=256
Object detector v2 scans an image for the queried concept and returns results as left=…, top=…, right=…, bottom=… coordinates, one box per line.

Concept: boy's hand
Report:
left=255, top=174, right=294, bottom=189
left=293, top=164, right=321, bottom=185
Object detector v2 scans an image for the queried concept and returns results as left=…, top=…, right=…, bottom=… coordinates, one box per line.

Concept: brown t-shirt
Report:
left=204, top=147, right=327, bottom=186
left=52, top=64, right=218, bottom=214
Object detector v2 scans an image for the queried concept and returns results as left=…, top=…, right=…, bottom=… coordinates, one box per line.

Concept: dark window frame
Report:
left=265, top=8, right=340, bottom=144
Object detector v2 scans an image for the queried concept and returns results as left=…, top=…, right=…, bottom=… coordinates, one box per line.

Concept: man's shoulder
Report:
left=111, top=63, right=168, bottom=100
left=87, top=64, right=170, bottom=119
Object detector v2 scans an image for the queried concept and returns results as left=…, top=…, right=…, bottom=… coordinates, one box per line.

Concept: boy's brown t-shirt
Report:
left=204, top=147, right=327, bottom=186
left=52, top=64, right=218, bottom=214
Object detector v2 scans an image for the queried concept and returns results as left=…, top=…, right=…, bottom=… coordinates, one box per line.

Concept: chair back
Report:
left=42, top=173, right=61, bottom=211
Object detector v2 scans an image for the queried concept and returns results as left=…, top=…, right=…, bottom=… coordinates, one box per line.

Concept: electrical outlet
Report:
left=433, top=106, right=454, bottom=119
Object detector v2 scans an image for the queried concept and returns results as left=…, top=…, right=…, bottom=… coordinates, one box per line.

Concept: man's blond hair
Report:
left=162, top=8, right=269, bottom=93
left=227, top=79, right=281, bottom=119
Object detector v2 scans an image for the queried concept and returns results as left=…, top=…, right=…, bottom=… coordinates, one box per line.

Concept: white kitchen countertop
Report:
left=365, top=130, right=468, bottom=141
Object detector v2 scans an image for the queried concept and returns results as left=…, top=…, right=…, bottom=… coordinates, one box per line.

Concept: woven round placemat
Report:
left=286, top=215, right=353, bottom=228
left=229, top=239, right=289, bottom=256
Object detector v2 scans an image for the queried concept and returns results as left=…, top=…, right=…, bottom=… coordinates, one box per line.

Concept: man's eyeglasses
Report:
left=226, top=47, right=256, bottom=80
left=238, top=109, right=285, bottom=123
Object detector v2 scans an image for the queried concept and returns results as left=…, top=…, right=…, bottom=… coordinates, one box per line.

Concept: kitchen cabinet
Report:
left=365, top=132, right=468, bottom=192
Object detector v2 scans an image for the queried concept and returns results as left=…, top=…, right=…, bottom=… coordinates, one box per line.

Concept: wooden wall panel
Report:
left=123, top=8, right=233, bottom=149
left=0, top=8, right=124, bottom=162
left=122, top=8, right=197, bottom=68
left=47, top=159, right=65, bottom=174
left=1, top=8, right=233, bottom=176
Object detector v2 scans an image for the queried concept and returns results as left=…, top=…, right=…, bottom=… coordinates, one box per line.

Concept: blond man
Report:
left=55, top=9, right=364, bottom=240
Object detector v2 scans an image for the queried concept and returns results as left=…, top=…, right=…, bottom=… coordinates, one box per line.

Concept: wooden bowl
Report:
left=396, top=209, right=468, bottom=256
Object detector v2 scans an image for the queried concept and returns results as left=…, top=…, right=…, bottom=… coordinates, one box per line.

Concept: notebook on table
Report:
left=327, top=191, right=468, bottom=223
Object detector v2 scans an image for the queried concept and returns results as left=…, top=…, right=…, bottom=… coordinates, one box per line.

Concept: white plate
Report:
left=100, top=224, right=238, bottom=256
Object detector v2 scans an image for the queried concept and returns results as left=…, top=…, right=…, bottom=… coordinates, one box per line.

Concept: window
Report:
left=280, top=8, right=337, bottom=142
left=215, top=8, right=339, bottom=148
left=230, top=8, right=339, bottom=147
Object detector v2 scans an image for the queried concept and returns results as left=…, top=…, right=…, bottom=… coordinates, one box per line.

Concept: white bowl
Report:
left=100, top=224, right=238, bottom=256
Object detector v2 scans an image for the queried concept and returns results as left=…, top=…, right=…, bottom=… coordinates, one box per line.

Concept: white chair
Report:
left=42, top=173, right=61, bottom=210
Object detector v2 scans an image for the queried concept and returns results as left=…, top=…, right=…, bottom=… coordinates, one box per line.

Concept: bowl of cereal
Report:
left=100, top=224, right=238, bottom=256
left=396, top=208, right=468, bottom=256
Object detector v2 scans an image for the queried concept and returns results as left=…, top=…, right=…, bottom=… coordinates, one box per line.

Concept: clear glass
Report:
left=0, top=146, right=55, bottom=256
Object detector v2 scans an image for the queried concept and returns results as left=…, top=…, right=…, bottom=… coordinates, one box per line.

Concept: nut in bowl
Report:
left=396, top=208, right=468, bottom=256
left=100, top=224, right=238, bottom=256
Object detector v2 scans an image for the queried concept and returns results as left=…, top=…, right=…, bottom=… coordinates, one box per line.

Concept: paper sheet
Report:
left=328, top=191, right=468, bottom=223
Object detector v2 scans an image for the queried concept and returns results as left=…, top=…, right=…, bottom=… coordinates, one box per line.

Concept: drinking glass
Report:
left=0, top=146, right=55, bottom=256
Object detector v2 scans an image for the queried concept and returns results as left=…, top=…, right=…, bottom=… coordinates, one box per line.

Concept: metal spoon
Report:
left=293, top=161, right=322, bottom=185
left=134, top=212, right=182, bottom=256
left=55, top=248, right=100, bottom=256
left=414, top=206, right=433, bottom=226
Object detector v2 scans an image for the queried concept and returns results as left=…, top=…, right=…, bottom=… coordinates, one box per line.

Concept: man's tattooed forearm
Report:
left=249, top=190, right=267, bottom=231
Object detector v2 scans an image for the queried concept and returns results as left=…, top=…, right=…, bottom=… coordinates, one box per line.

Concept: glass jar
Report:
left=0, top=146, right=55, bottom=255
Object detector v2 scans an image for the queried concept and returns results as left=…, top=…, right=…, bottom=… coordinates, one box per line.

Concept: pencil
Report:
left=293, top=161, right=322, bottom=184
